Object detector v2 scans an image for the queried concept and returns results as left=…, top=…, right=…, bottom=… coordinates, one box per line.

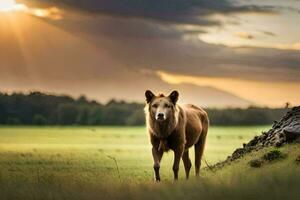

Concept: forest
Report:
left=0, top=92, right=289, bottom=126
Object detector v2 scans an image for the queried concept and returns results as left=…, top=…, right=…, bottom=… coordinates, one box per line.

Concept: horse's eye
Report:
left=165, top=104, right=171, bottom=108
left=152, top=104, right=158, bottom=108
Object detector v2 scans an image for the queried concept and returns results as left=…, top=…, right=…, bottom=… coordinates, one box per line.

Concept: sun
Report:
left=0, top=0, right=16, bottom=12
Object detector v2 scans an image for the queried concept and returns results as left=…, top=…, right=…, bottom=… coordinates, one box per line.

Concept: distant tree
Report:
left=33, top=114, right=47, bottom=125
left=6, top=117, right=21, bottom=125
left=101, top=104, right=129, bottom=125
left=76, top=106, right=90, bottom=125
left=0, top=94, right=7, bottom=124
left=56, top=104, right=79, bottom=125
left=78, top=95, right=89, bottom=104
left=88, top=107, right=103, bottom=125
left=126, top=110, right=145, bottom=125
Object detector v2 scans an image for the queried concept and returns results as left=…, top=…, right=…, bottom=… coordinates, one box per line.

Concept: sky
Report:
left=0, top=0, right=299, bottom=107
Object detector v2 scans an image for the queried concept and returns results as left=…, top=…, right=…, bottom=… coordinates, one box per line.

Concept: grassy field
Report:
left=1, top=125, right=300, bottom=199
left=0, top=126, right=268, bottom=182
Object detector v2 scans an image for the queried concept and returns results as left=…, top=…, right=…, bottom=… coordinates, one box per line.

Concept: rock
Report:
left=283, top=129, right=300, bottom=142
left=275, top=141, right=283, bottom=147
left=231, top=148, right=246, bottom=160
left=210, top=106, right=300, bottom=169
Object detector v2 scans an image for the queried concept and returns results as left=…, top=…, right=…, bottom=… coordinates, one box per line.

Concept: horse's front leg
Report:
left=152, top=145, right=163, bottom=182
left=172, top=147, right=184, bottom=180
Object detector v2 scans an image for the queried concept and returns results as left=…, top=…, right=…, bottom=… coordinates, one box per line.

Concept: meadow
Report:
left=1, top=125, right=300, bottom=200
left=0, top=126, right=268, bottom=182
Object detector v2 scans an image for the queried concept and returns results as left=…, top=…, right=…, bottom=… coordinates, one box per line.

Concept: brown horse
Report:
left=144, top=90, right=209, bottom=181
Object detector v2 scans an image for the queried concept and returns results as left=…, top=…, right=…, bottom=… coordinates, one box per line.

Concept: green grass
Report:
left=2, top=125, right=299, bottom=200
left=0, top=126, right=268, bottom=182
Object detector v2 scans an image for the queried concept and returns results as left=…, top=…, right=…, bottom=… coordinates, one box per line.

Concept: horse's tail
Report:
left=195, top=111, right=209, bottom=175
left=199, top=112, right=209, bottom=159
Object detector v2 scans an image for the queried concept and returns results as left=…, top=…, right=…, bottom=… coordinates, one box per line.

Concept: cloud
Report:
left=260, top=31, right=276, bottom=37
left=235, top=32, right=255, bottom=40
left=6, top=2, right=300, bottom=83
left=60, top=16, right=184, bottom=40
left=81, top=29, right=300, bottom=82
left=19, top=0, right=279, bottom=43
left=22, top=0, right=275, bottom=26
left=270, top=5, right=300, bottom=14
left=275, top=43, right=300, bottom=50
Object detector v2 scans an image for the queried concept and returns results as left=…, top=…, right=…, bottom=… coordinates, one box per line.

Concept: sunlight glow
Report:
left=0, top=0, right=62, bottom=20
left=0, top=0, right=16, bottom=12
left=30, top=7, right=62, bottom=20
left=156, top=70, right=300, bottom=107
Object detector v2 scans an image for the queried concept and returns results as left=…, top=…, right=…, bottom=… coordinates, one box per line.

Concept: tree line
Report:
left=0, top=92, right=289, bottom=126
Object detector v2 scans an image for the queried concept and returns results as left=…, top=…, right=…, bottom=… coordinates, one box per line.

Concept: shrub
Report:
left=249, top=159, right=263, bottom=168
left=263, top=150, right=286, bottom=162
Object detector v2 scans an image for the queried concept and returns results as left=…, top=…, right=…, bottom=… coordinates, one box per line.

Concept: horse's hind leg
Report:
left=194, top=128, right=208, bottom=176
left=194, top=142, right=202, bottom=176
left=182, top=150, right=192, bottom=179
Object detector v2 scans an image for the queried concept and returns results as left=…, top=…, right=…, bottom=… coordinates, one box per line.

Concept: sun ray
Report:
left=4, top=13, right=34, bottom=82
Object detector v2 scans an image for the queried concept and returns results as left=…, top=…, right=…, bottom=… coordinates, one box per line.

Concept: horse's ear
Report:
left=169, top=90, right=179, bottom=104
left=145, top=90, right=155, bottom=103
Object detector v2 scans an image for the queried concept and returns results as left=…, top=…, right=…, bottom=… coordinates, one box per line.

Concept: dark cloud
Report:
left=268, top=5, right=300, bottom=14
left=22, top=0, right=277, bottom=42
left=81, top=33, right=300, bottom=82
left=58, top=19, right=299, bottom=82
left=25, top=0, right=274, bottom=26
left=57, top=16, right=185, bottom=40
left=12, top=1, right=300, bottom=82
left=57, top=16, right=300, bottom=82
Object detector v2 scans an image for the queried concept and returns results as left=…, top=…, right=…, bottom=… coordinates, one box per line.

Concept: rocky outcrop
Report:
left=212, top=106, right=300, bottom=168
